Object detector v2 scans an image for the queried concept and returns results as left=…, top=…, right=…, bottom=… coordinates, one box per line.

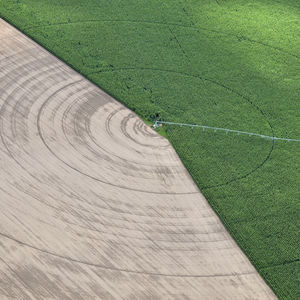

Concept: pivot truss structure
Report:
left=153, top=121, right=300, bottom=143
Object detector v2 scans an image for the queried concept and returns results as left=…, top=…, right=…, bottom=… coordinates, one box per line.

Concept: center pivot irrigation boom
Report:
left=153, top=121, right=300, bottom=143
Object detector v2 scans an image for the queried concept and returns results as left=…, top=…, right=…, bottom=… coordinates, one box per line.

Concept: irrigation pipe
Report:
left=154, top=121, right=300, bottom=143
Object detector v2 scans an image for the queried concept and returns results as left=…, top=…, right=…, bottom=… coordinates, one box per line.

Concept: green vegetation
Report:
left=0, top=0, right=299, bottom=298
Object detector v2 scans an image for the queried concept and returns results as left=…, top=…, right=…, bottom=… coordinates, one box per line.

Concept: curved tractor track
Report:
left=0, top=19, right=276, bottom=299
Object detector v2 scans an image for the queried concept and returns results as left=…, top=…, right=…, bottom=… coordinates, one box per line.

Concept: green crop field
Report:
left=0, top=0, right=299, bottom=298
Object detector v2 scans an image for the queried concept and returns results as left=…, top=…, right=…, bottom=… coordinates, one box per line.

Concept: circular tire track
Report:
left=88, top=66, right=275, bottom=189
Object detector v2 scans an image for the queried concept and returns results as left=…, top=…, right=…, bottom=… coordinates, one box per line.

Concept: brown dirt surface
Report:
left=0, top=19, right=277, bottom=299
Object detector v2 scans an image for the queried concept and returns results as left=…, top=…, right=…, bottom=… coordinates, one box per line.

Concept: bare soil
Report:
left=0, top=19, right=277, bottom=299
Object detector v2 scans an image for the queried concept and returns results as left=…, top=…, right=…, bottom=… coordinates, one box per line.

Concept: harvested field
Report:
left=0, top=19, right=278, bottom=299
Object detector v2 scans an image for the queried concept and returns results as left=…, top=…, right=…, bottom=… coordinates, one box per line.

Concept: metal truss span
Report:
left=154, top=121, right=300, bottom=143
left=0, top=19, right=277, bottom=299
